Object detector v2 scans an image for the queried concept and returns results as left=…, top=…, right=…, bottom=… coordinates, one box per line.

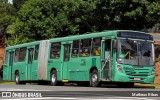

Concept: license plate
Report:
left=134, top=78, right=141, bottom=80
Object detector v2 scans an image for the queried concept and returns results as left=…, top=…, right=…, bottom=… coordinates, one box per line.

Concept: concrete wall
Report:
left=0, top=47, right=5, bottom=68
left=154, top=62, right=160, bottom=84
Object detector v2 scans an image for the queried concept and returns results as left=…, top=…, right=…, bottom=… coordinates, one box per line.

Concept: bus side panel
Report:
left=47, top=59, right=62, bottom=81
left=11, top=63, right=17, bottom=81
left=13, top=62, right=27, bottom=81
left=69, top=57, right=100, bottom=81
left=69, top=57, right=88, bottom=81
left=31, top=60, right=38, bottom=80
left=3, top=64, right=9, bottom=80
left=28, top=45, right=40, bottom=81
left=110, top=49, right=117, bottom=81
left=3, top=51, right=13, bottom=81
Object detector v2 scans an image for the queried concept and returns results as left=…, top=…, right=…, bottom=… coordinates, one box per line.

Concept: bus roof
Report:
left=6, top=41, right=40, bottom=50
left=50, top=30, right=116, bottom=42
left=49, top=30, right=149, bottom=42
left=6, top=30, right=151, bottom=50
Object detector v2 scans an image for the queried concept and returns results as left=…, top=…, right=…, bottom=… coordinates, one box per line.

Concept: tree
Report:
left=7, top=0, right=97, bottom=44
left=0, top=0, right=15, bottom=46
left=13, top=0, right=28, bottom=11
left=6, top=18, right=30, bottom=46
left=6, top=0, right=160, bottom=46
left=94, top=0, right=157, bottom=30
left=147, top=0, right=160, bottom=29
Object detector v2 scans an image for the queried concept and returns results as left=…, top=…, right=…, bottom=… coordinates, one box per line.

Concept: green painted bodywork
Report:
left=3, top=30, right=155, bottom=84
left=113, top=64, right=155, bottom=84
left=3, top=41, right=40, bottom=81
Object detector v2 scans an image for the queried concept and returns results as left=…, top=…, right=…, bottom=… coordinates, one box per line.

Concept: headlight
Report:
left=117, top=64, right=122, bottom=72
left=151, top=67, right=155, bottom=75
left=118, top=58, right=122, bottom=63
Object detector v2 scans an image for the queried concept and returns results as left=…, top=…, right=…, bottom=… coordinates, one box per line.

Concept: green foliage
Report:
left=147, top=0, right=160, bottom=26
left=5, top=0, right=160, bottom=46
left=6, top=18, right=31, bottom=46
left=8, top=0, right=97, bottom=43
left=0, top=0, right=13, bottom=28
left=0, top=0, right=16, bottom=46
left=95, top=0, right=155, bottom=30
left=156, top=57, right=160, bottom=62
left=13, top=0, right=28, bottom=11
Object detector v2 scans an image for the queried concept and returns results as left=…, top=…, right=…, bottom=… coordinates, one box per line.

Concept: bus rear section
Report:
left=3, top=41, right=41, bottom=84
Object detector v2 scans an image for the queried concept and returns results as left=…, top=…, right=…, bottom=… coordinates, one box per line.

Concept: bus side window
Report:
left=80, top=39, right=91, bottom=57
left=92, top=38, right=101, bottom=56
left=34, top=45, right=39, bottom=60
left=18, top=47, right=26, bottom=62
left=14, top=48, right=19, bottom=62
left=72, top=40, right=79, bottom=58
left=50, top=42, right=61, bottom=59
left=4, top=51, right=8, bottom=64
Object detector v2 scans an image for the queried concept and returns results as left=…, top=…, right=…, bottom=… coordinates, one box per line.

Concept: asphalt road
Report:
left=0, top=84, right=159, bottom=100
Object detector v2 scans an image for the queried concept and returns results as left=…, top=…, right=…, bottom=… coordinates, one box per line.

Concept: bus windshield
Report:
left=117, top=39, right=154, bottom=66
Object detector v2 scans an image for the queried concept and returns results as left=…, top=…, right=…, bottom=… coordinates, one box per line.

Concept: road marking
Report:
left=0, top=97, right=76, bottom=100
left=0, top=97, right=157, bottom=100
left=0, top=88, right=47, bottom=91
left=96, top=97, right=156, bottom=100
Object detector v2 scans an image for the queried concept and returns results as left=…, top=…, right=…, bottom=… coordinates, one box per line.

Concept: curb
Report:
left=135, top=83, right=160, bottom=89
left=0, top=81, right=15, bottom=84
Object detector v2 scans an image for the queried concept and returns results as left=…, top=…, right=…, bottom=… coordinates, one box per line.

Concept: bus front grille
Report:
left=125, top=71, right=149, bottom=76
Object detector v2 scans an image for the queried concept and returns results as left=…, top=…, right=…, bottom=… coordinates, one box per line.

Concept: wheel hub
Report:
left=16, top=75, right=19, bottom=82
left=92, top=74, right=98, bottom=82
left=51, top=74, right=56, bottom=83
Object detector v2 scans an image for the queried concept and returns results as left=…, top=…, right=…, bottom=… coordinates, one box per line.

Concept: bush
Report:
left=156, top=57, right=160, bottom=62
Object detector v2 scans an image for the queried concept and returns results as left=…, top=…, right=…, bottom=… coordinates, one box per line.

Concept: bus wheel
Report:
left=90, top=69, right=99, bottom=87
left=15, top=72, right=20, bottom=84
left=15, top=72, right=25, bottom=85
left=50, top=70, right=57, bottom=86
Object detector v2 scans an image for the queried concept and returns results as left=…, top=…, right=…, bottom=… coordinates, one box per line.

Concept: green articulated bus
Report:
left=3, top=30, right=155, bottom=87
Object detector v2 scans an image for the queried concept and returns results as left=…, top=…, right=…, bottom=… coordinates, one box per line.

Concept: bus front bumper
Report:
left=114, top=73, right=155, bottom=84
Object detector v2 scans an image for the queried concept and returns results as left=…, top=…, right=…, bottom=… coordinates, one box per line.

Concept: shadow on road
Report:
left=100, top=84, right=155, bottom=89
left=63, top=83, right=155, bottom=89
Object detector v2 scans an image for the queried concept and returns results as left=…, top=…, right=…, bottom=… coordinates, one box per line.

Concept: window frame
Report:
left=71, top=40, right=80, bottom=58
left=18, top=47, right=27, bottom=62
left=34, top=45, right=39, bottom=60
left=4, top=51, right=8, bottom=64
left=50, top=42, right=61, bottom=59
left=14, top=48, right=19, bottom=62
left=92, top=37, right=102, bottom=56
left=79, top=38, right=91, bottom=57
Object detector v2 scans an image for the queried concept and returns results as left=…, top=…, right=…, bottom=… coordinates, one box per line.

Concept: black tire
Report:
left=15, top=71, right=25, bottom=85
left=50, top=70, right=58, bottom=86
left=15, top=71, right=20, bottom=84
left=90, top=69, right=100, bottom=87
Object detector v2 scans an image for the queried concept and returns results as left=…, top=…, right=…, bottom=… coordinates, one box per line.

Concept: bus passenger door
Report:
left=8, top=51, right=14, bottom=80
left=101, top=39, right=111, bottom=80
left=62, top=44, right=71, bottom=80
left=27, top=48, right=34, bottom=80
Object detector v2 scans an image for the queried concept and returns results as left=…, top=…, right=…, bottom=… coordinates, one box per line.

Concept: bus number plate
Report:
left=134, top=78, right=141, bottom=81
